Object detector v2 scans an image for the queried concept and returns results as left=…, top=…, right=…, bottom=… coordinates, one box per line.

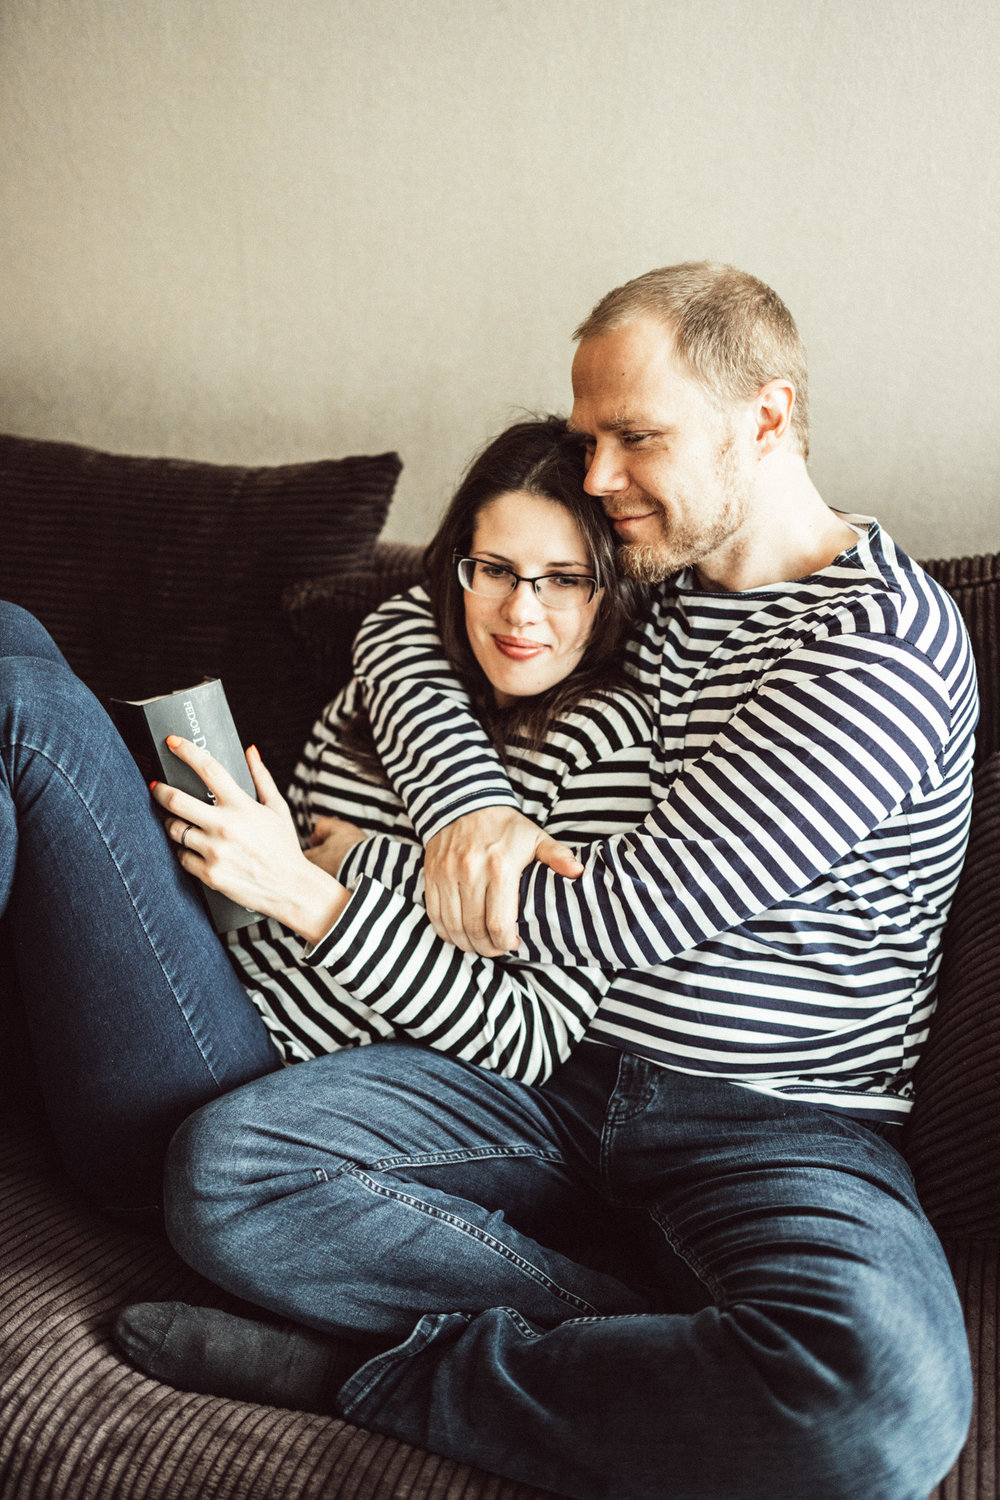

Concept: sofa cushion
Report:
left=0, top=433, right=402, bottom=793
left=903, top=751, right=1000, bottom=1234
left=0, top=1107, right=558, bottom=1500
left=283, top=541, right=426, bottom=702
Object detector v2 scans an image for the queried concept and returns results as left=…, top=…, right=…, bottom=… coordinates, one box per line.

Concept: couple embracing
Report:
left=0, top=262, right=976, bottom=1500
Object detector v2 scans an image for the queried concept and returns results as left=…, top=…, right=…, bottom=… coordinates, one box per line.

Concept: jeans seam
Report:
left=350, top=1145, right=567, bottom=1174
left=649, top=1206, right=725, bottom=1304
left=338, top=1311, right=467, bottom=1413
left=344, top=1164, right=604, bottom=1316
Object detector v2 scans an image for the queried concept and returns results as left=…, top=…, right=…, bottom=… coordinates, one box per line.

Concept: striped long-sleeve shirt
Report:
left=350, top=519, right=979, bottom=1121
left=225, top=674, right=655, bottom=1083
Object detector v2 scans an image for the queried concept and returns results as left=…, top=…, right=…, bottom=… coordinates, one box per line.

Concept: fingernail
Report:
left=248, top=744, right=259, bottom=759
left=149, top=781, right=159, bottom=791
left=166, top=735, right=183, bottom=749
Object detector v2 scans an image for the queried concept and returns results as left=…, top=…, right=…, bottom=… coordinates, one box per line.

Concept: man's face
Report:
left=569, top=317, right=756, bottom=583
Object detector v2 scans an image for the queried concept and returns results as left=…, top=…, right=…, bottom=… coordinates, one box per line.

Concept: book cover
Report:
left=110, top=678, right=263, bottom=933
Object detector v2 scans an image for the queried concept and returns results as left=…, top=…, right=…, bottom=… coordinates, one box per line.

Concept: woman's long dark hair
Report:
left=422, top=414, right=647, bottom=755
left=343, top=416, right=647, bottom=773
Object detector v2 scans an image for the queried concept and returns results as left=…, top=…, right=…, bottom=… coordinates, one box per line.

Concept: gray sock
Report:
left=114, top=1301, right=366, bottom=1412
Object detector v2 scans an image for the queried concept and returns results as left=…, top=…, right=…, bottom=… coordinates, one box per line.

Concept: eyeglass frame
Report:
left=453, top=552, right=600, bottom=609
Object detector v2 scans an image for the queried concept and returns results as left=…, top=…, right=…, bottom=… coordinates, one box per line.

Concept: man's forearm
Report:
left=352, top=588, right=518, bottom=841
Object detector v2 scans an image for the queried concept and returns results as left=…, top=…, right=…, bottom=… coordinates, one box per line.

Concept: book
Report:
left=110, top=678, right=263, bottom=933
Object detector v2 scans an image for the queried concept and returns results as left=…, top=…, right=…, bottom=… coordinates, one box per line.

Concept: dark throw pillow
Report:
left=0, top=433, right=402, bottom=793
left=283, top=542, right=426, bottom=704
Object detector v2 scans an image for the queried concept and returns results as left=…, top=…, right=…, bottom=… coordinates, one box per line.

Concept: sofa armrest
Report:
left=903, top=752, right=1000, bottom=1235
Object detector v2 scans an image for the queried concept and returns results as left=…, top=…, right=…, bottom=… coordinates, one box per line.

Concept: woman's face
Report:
left=463, top=490, right=603, bottom=706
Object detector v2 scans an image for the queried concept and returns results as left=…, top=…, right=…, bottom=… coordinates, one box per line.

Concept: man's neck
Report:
left=693, top=460, right=860, bottom=593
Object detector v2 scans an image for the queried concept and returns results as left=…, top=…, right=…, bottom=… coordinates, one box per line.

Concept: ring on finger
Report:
left=180, top=824, right=192, bottom=850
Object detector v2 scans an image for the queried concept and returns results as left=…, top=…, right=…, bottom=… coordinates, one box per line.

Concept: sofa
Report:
left=0, top=429, right=996, bottom=1500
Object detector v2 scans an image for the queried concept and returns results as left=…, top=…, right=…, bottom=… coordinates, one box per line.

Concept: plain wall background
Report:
left=1, top=0, right=997, bottom=559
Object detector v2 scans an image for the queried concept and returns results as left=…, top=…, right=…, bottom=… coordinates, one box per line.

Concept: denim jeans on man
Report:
left=166, top=1034, right=973, bottom=1500
left=0, top=602, right=277, bottom=1211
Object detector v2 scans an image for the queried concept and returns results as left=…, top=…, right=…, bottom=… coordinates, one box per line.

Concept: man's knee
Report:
left=163, top=1056, right=387, bottom=1289
left=163, top=1078, right=321, bottom=1285
left=736, top=1282, right=972, bottom=1499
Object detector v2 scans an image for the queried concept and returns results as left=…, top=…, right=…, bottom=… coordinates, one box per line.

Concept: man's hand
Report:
left=424, top=807, right=583, bottom=956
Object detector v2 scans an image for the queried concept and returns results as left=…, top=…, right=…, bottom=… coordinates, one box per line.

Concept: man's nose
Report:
left=583, top=441, right=628, bottom=496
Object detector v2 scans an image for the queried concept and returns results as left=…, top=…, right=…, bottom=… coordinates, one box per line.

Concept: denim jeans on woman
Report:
left=166, top=1036, right=972, bottom=1500
left=0, top=602, right=277, bottom=1212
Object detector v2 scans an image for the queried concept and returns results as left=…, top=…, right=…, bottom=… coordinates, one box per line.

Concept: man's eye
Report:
left=622, top=432, right=651, bottom=446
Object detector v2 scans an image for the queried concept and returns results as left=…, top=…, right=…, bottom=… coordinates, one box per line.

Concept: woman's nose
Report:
left=501, top=578, right=543, bottom=623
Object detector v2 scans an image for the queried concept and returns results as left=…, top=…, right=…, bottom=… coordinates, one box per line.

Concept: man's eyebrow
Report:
left=567, top=412, right=655, bottom=434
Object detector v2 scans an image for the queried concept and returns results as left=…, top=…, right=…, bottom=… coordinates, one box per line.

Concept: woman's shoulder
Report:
left=511, top=687, right=655, bottom=770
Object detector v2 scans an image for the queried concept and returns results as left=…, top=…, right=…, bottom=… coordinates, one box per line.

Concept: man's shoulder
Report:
left=820, top=521, right=971, bottom=657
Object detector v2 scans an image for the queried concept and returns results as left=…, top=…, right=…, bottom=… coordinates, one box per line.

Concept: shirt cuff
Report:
left=413, top=788, right=521, bottom=844
left=301, top=877, right=399, bottom=970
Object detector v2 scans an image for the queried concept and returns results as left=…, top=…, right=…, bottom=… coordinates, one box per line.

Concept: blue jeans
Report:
left=166, top=1039, right=972, bottom=1500
left=0, top=602, right=278, bottom=1212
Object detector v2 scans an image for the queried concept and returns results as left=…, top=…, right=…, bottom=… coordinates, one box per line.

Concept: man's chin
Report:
left=618, top=542, right=683, bottom=584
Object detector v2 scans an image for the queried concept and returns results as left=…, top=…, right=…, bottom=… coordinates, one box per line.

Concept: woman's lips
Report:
left=492, top=635, right=547, bottom=661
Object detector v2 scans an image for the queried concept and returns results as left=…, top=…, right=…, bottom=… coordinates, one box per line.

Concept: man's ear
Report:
left=753, top=380, right=795, bottom=455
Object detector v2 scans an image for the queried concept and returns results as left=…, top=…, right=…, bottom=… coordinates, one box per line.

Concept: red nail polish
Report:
left=149, top=781, right=159, bottom=791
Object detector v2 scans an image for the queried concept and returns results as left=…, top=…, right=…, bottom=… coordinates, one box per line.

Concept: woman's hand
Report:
left=305, top=815, right=368, bottom=878
left=151, top=737, right=351, bottom=945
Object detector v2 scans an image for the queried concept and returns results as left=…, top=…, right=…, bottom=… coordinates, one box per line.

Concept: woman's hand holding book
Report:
left=151, top=737, right=352, bottom=947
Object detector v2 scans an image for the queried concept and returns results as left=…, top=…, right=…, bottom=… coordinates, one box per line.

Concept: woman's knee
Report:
left=0, top=601, right=66, bottom=664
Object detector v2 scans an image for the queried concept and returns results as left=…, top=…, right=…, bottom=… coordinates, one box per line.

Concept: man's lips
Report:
left=606, top=510, right=657, bottom=530
left=492, top=635, right=548, bottom=661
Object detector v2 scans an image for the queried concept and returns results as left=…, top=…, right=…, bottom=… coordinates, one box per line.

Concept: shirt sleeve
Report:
left=337, top=829, right=424, bottom=902
left=352, top=586, right=519, bottom=839
left=302, top=877, right=609, bottom=1084
left=304, top=717, right=654, bottom=1081
left=517, top=635, right=955, bottom=969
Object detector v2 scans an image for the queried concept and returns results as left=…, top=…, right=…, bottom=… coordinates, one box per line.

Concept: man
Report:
left=118, top=264, right=976, bottom=1499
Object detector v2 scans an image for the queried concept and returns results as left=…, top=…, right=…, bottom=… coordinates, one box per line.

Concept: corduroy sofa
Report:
left=0, top=430, right=996, bottom=1500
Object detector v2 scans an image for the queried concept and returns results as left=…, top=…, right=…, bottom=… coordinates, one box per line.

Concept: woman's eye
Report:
left=479, top=563, right=512, bottom=581
left=550, top=574, right=587, bottom=590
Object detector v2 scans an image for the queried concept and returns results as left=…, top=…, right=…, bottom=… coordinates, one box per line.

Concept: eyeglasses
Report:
left=454, top=554, right=599, bottom=609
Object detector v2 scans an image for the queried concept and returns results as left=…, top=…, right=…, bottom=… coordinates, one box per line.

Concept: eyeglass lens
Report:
left=457, top=557, right=595, bottom=608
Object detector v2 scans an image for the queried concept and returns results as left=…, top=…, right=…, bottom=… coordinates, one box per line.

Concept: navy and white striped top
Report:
left=351, top=519, right=978, bottom=1121
left=225, top=675, right=655, bottom=1083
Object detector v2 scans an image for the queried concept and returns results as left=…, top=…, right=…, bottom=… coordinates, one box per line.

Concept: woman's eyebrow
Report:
left=471, top=549, right=592, bottom=570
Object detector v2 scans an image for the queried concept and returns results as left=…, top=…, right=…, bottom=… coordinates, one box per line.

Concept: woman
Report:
left=0, top=416, right=651, bottom=1217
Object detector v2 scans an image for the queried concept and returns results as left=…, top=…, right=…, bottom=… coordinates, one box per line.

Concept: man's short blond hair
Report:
left=574, top=261, right=810, bottom=460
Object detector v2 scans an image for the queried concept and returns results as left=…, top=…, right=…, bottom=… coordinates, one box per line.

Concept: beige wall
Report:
left=1, top=0, right=998, bottom=559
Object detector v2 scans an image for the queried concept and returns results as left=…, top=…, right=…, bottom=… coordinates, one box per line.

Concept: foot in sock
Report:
left=114, top=1301, right=366, bottom=1411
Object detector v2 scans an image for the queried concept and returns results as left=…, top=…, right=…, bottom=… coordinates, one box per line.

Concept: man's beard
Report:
left=617, top=440, right=751, bottom=584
